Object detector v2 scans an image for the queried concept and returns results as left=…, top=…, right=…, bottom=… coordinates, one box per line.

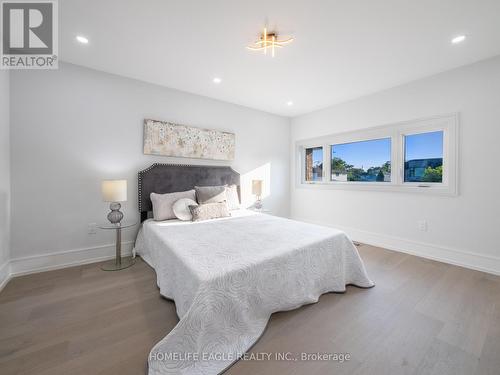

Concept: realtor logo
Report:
left=1, top=0, right=58, bottom=69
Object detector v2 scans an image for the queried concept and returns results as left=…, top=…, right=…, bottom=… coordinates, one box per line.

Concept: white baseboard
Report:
left=0, top=241, right=134, bottom=292
left=294, top=217, right=500, bottom=276
left=0, top=260, right=11, bottom=291
left=2, top=220, right=498, bottom=293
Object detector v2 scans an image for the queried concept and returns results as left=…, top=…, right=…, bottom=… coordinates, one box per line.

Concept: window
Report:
left=404, top=131, right=443, bottom=183
left=304, top=146, right=323, bottom=182
left=297, top=114, right=458, bottom=195
left=331, top=138, right=391, bottom=182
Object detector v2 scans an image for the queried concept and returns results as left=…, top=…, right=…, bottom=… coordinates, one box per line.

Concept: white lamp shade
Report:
left=252, top=180, right=263, bottom=196
left=102, top=180, right=127, bottom=202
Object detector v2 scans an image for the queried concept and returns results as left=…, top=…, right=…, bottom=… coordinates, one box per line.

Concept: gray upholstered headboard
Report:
left=138, top=163, right=240, bottom=222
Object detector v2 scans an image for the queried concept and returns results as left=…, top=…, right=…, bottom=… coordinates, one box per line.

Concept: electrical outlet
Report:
left=88, top=223, right=97, bottom=235
left=418, top=220, right=428, bottom=232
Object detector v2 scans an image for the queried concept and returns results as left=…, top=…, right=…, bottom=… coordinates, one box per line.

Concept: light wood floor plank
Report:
left=1, top=245, right=499, bottom=375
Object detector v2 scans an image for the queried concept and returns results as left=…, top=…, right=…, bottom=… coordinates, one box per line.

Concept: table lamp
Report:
left=252, top=179, right=263, bottom=210
left=102, top=180, right=127, bottom=224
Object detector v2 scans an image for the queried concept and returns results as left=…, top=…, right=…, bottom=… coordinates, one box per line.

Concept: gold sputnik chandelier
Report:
left=246, top=27, right=294, bottom=57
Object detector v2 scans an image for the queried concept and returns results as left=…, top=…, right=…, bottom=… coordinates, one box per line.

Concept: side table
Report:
left=98, top=221, right=137, bottom=271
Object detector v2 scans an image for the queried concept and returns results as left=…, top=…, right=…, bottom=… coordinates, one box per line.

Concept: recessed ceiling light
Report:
left=213, top=77, right=222, bottom=84
left=451, top=35, right=466, bottom=44
left=287, top=101, right=293, bottom=106
left=76, top=35, right=89, bottom=44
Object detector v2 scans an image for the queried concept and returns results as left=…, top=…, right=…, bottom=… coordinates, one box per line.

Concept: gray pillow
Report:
left=150, top=190, right=196, bottom=221
left=189, top=202, right=230, bottom=222
left=195, top=185, right=227, bottom=204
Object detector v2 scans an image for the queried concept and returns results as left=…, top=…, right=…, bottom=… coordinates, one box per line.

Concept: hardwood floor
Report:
left=1, top=245, right=499, bottom=375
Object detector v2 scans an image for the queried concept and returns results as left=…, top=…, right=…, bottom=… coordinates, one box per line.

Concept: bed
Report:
left=134, top=163, right=374, bottom=375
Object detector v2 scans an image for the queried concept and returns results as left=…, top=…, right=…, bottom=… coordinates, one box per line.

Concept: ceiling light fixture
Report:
left=247, top=27, right=294, bottom=57
left=287, top=101, right=293, bottom=106
left=213, top=77, right=222, bottom=84
left=451, top=35, right=466, bottom=44
left=76, top=35, right=89, bottom=44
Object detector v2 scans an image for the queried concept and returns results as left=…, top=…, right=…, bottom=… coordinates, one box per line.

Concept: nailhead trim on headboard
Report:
left=138, top=163, right=241, bottom=222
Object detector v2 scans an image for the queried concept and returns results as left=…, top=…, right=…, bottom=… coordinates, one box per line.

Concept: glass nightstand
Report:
left=98, top=221, right=137, bottom=271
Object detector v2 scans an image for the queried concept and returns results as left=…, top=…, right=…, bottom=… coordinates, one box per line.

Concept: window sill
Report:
left=298, top=181, right=458, bottom=196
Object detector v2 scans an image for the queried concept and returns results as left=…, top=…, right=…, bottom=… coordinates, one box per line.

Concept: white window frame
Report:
left=296, top=113, right=459, bottom=195
left=302, top=145, right=325, bottom=183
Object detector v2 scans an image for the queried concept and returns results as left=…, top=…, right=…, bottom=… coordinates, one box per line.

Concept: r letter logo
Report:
left=1, top=0, right=58, bottom=69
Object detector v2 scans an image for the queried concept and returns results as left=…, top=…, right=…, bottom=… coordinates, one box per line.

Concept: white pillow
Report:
left=173, top=198, right=198, bottom=221
left=150, top=190, right=196, bottom=221
left=225, top=185, right=240, bottom=210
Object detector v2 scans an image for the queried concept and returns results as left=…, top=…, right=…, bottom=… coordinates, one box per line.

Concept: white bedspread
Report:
left=134, top=211, right=374, bottom=375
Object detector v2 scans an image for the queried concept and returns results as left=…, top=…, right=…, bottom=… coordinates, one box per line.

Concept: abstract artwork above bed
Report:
left=143, top=119, right=235, bottom=160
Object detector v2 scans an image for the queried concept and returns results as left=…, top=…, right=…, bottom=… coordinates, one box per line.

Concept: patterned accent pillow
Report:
left=189, top=202, right=230, bottom=222
left=151, top=190, right=196, bottom=221
left=225, top=185, right=240, bottom=210
left=195, top=185, right=227, bottom=204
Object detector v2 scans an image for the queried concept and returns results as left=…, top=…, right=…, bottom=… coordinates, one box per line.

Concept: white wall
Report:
left=0, top=70, right=10, bottom=286
left=8, top=56, right=500, bottom=277
left=9, top=63, right=290, bottom=271
left=291, top=55, right=500, bottom=274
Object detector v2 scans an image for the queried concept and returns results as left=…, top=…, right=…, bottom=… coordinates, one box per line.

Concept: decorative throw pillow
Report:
left=225, top=185, right=240, bottom=210
left=150, top=190, right=196, bottom=221
left=195, top=185, right=227, bottom=204
left=189, top=202, right=230, bottom=222
left=172, top=198, right=198, bottom=221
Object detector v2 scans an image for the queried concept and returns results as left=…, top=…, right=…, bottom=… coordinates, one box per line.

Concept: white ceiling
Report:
left=60, top=0, right=500, bottom=117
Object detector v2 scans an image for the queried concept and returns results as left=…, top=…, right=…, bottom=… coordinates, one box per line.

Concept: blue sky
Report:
left=312, top=147, right=323, bottom=166
left=331, top=138, right=391, bottom=169
left=313, top=131, right=443, bottom=171
left=405, top=131, right=443, bottom=161
left=327, top=131, right=443, bottom=170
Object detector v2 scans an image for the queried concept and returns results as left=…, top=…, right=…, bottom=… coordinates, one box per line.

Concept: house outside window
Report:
left=305, top=147, right=323, bottom=182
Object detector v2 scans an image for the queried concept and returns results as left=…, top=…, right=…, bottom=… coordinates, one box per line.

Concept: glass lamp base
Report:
left=101, top=256, right=136, bottom=271
left=254, top=199, right=263, bottom=210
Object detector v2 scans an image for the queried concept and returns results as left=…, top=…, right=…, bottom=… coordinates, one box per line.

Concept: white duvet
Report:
left=134, top=210, right=374, bottom=375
